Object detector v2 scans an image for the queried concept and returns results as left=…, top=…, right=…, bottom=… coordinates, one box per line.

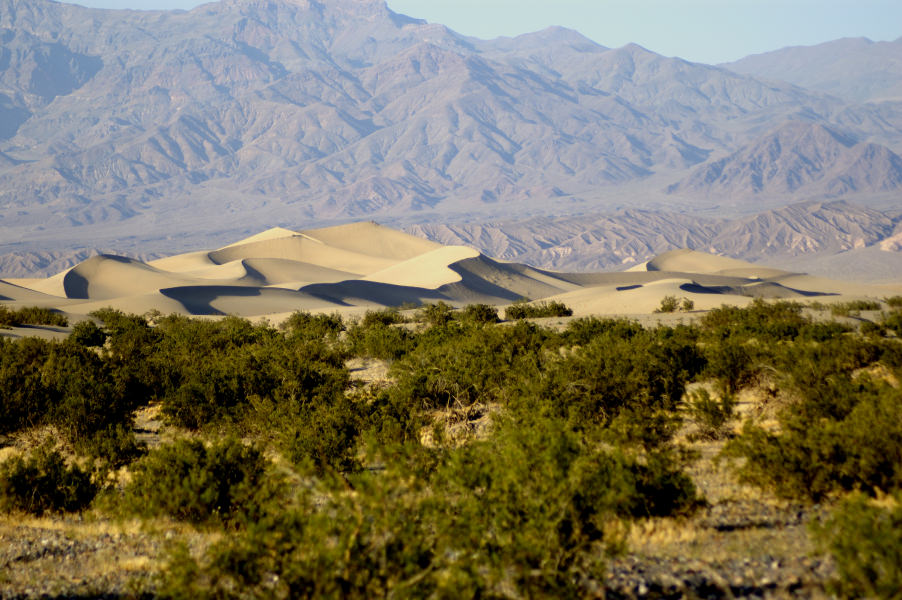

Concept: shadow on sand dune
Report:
left=679, top=281, right=837, bottom=298
left=300, top=280, right=448, bottom=307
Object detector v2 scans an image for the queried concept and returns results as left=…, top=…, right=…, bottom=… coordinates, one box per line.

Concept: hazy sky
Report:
left=59, top=0, right=901, bottom=65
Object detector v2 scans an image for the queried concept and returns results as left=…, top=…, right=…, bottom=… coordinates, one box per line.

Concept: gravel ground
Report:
left=0, top=518, right=162, bottom=598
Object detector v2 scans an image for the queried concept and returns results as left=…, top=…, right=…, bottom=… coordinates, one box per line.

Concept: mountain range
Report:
left=1, top=0, right=901, bottom=279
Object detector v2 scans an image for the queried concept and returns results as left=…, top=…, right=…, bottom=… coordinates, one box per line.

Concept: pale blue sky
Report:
left=58, top=0, right=901, bottom=64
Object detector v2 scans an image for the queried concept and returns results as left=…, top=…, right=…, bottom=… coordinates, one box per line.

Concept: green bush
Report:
left=279, top=311, right=344, bottom=340
left=701, top=337, right=757, bottom=394
left=532, top=326, right=702, bottom=436
left=69, top=320, right=107, bottom=347
left=813, top=493, right=902, bottom=599
left=686, top=386, right=736, bottom=440
left=282, top=394, right=366, bottom=475
left=724, top=376, right=902, bottom=501
left=0, top=445, right=96, bottom=515
left=390, top=320, right=550, bottom=411
left=884, top=309, right=902, bottom=337
left=459, top=303, right=499, bottom=325
left=504, top=300, right=573, bottom=320
left=122, top=438, right=276, bottom=526
left=82, top=424, right=146, bottom=468
left=43, top=340, right=136, bottom=446
left=345, top=319, right=415, bottom=360
left=829, top=299, right=882, bottom=316
left=159, top=417, right=700, bottom=599
left=700, top=299, right=808, bottom=342
left=562, top=317, right=644, bottom=347
left=415, top=301, right=453, bottom=327
left=886, top=296, right=902, bottom=309
left=155, top=317, right=349, bottom=430
left=0, top=337, right=56, bottom=434
left=654, top=295, right=680, bottom=313
left=0, top=305, right=68, bottom=328
left=360, top=308, right=407, bottom=327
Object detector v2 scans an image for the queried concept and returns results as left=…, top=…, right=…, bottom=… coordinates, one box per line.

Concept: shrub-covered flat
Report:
left=1, top=298, right=901, bottom=598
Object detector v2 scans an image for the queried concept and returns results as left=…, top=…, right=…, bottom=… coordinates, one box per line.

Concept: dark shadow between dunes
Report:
left=679, top=282, right=838, bottom=298
left=159, top=286, right=268, bottom=315
left=301, top=280, right=447, bottom=306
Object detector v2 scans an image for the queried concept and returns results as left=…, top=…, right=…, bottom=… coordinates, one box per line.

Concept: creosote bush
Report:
left=686, top=386, right=736, bottom=440
left=654, top=295, right=680, bottom=313
left=122, top=438, right=276, bottom=527
left=724, top=373, right=902, bottom=501
left=0, top=444, right=96, bottom=515
left=159, top=417, right=700, bottom=599
left=0, top=305, right=68, bottom=328
left=504, top=300, right=573, bottom=320
left=4, top=301, right=901, bottom=596
left=813, top=493, right=902, bottom=599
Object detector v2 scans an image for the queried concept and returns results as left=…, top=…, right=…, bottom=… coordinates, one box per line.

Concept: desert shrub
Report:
left=654, top=295, right=680, bottom=313
left=90, top=308, right=164, bottom=402
left=122, top=438, right=275, bottom=527
left=0, top=305, right=68, bottom=327
left=82, top=423, right=145, bottom=468
left=282, top=394, right=366, bottom=475
left=42, top=341, right=134, bottom=443
left=361, top=388, right=426, bottom=447
left=0, top=445, right=96, bottom=515
left=680, top=297, right=695, bottom=312
left=796, top=320, right=853, bottom=342
left=562, top=317, right=644, bottom=347
left=884, top=309, right=902, bottom=337
left=69, top=320, right=107, bottom=347
left=390, top=320, right=549, bottom=411
left=700, top=299, right=808, bottom=342
left=459, top=303, right=499, bottom=325
left=279, top=311, right=344, bottom=341
left=886, top=296, right=902, bottom=308
left=860, top=320, right=886, bottom=337
left=686, top=386, right=736, bottom=440
left=360, top=307, right=407, bottom=327
left=0, top=337, right=139, bottom=452
left=504, top=300, right=573, bottom=320
left=532, top=326, right=702, bottom=436
left=155, top=317, right=349, bottom=430
left=701, top=336, right=760, bottom=393
left=345, top=318, right=415, bottom=360
left=829, top=299, right=882, bottom=316
left=813, top=493, right=902, bottom=599
left=725, top=376, right=902, bottom=501
left=159, top=417, right=700, bottom=599
left=0, top=337, right=56, bottom=434
left=415, top=301, right=454, bottom=327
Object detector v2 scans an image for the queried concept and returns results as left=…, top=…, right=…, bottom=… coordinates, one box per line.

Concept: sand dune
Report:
left=2, top=223, right=899, bottom=321
left=647, top=249, right=779, bottom=276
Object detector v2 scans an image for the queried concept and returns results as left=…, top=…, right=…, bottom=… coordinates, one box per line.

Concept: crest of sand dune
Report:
left=0, top=279, right=69, bottom=306
left=363, top=246, right=481, bottom=288
left=4, top=222, right=901, bottom=320
left=301, top=222, right=443, bottom=260
left=646, top=249, right=775, bottom=276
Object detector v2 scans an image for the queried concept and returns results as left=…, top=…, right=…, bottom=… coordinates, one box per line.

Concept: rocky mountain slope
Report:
left=723, top=37, right=902, bottom=103
left=1, top=0, right=901, bottom=279
left=407, top=200, right=902, bottom=280
left=668, top=122, right=902, bottom=201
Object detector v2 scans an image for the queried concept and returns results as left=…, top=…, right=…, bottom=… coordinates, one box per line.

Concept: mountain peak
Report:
left=669, top=121, right=902, bottom=199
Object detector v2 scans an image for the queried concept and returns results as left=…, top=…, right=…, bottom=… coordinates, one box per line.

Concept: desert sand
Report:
left=2, top=223, right=900, bottom=324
